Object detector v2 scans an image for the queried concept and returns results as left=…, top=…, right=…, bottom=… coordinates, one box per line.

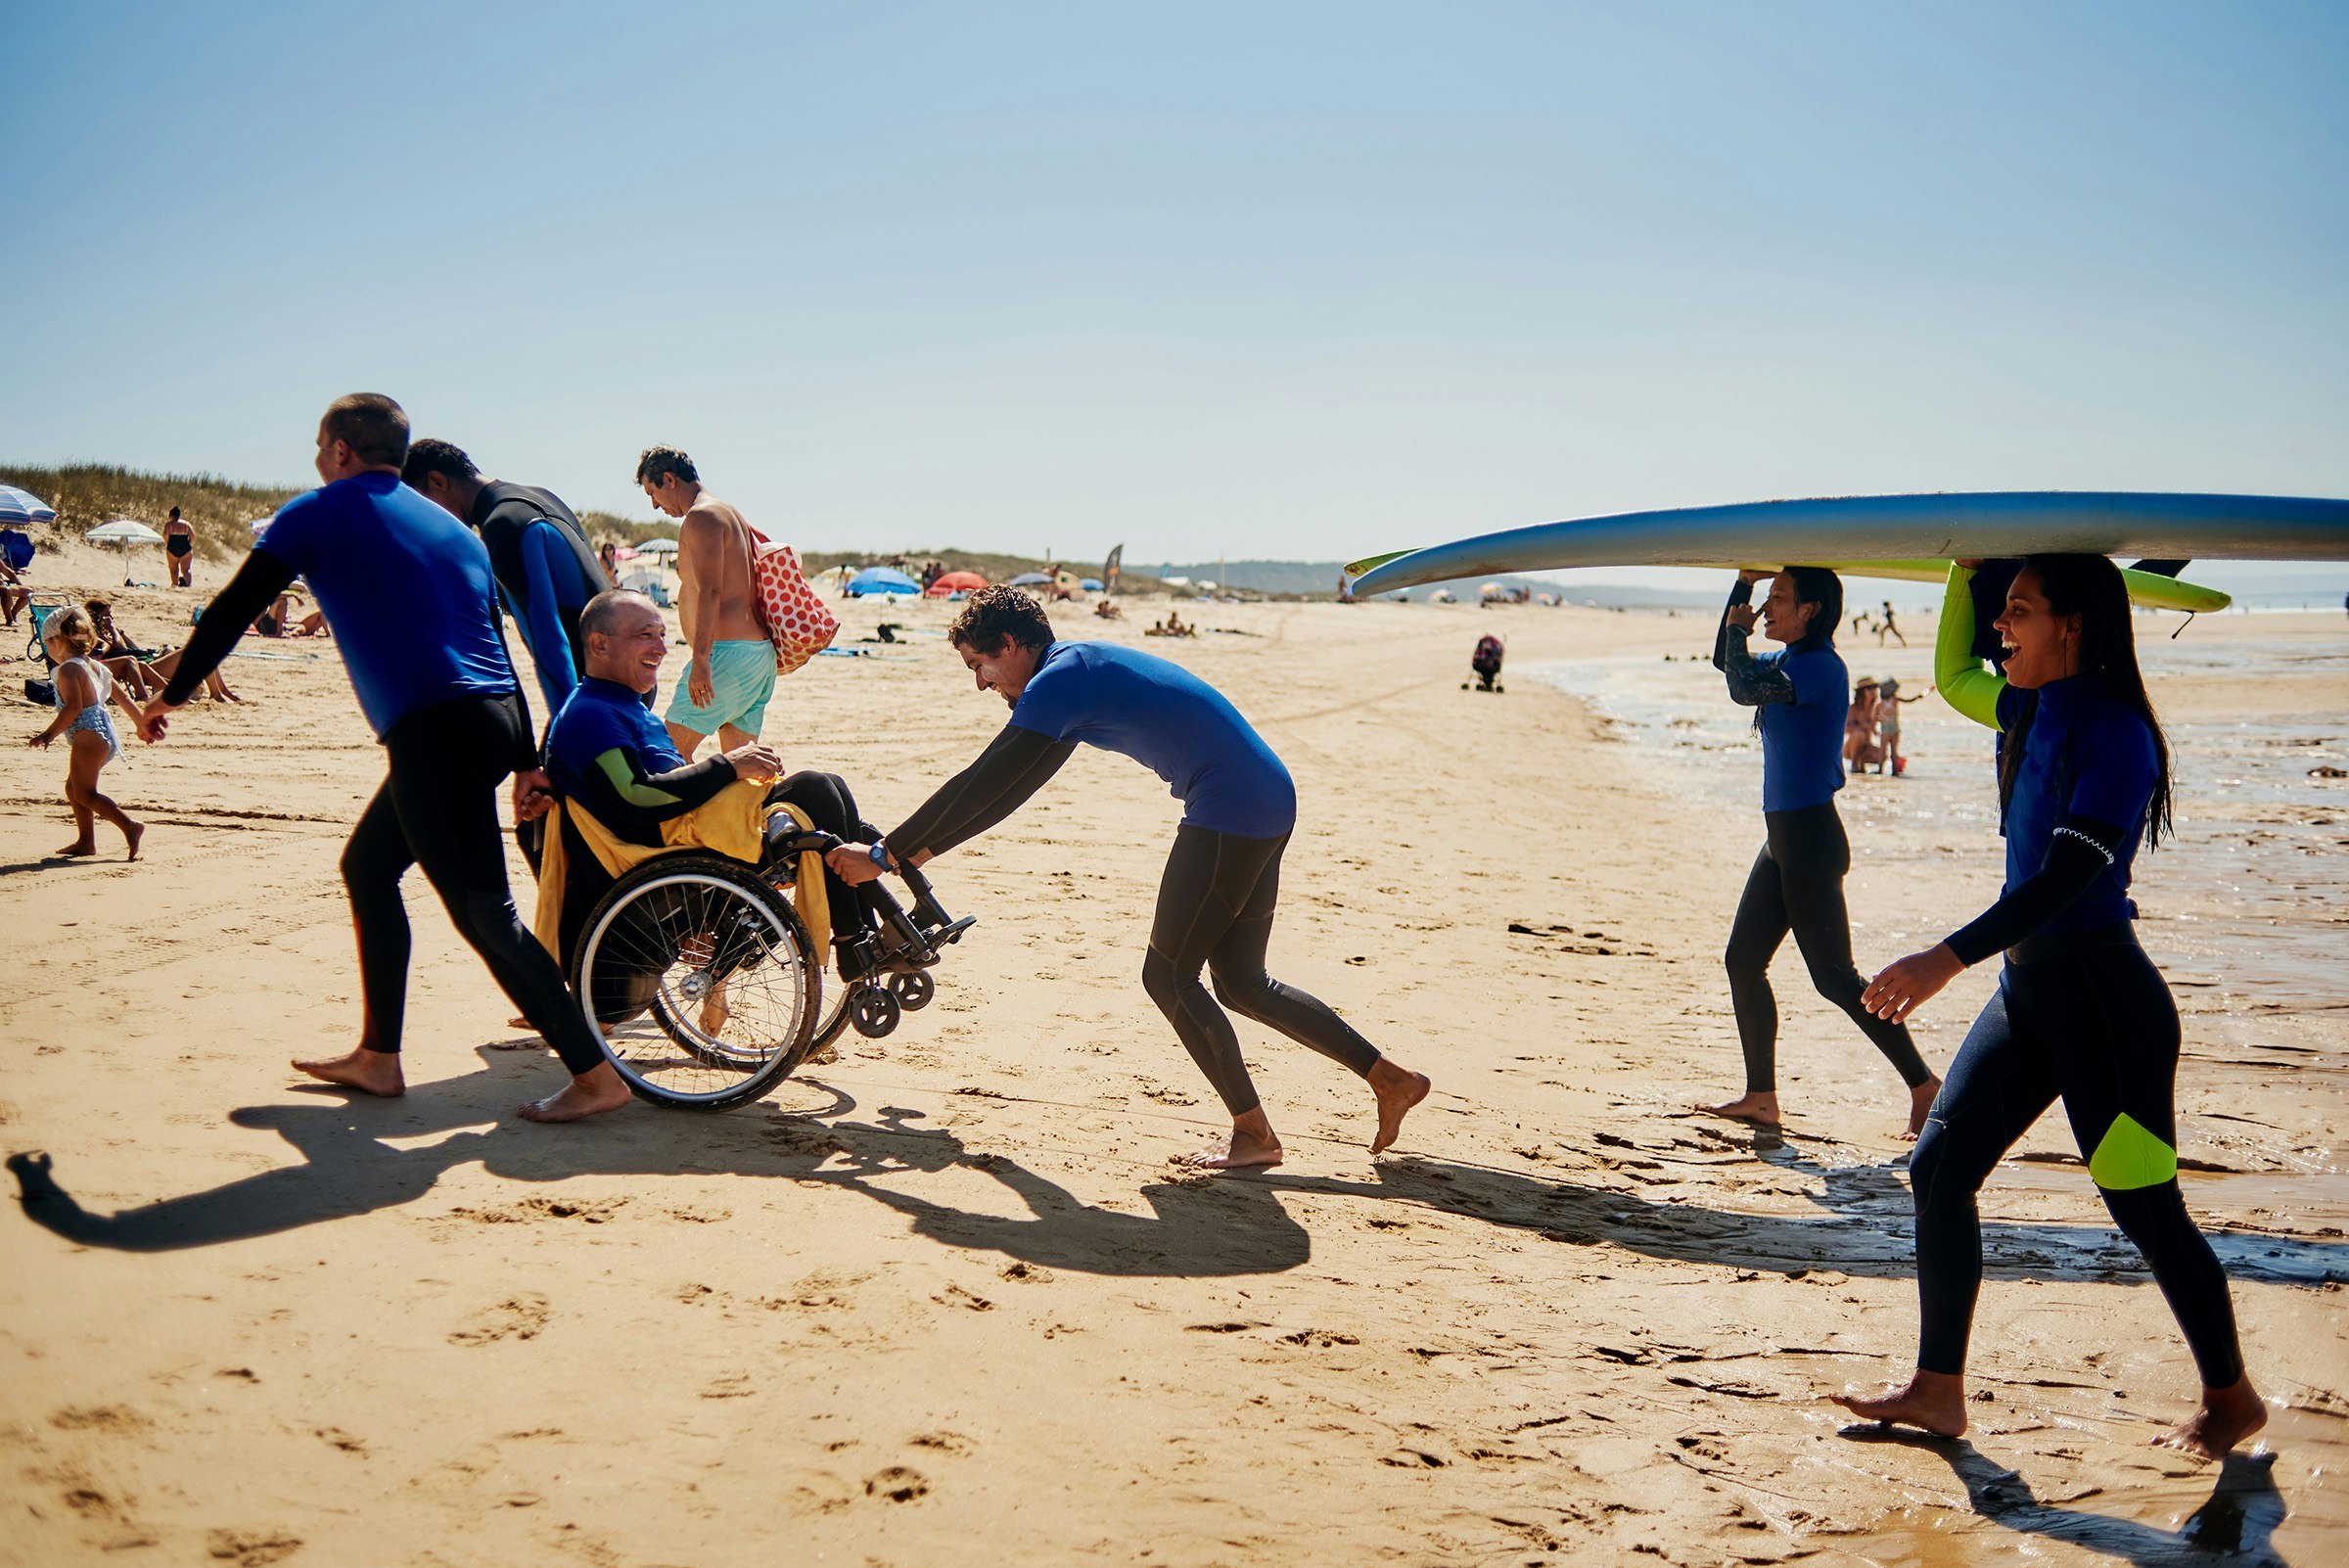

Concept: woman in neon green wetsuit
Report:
left=1832, top=558, right=2264, bottom=1460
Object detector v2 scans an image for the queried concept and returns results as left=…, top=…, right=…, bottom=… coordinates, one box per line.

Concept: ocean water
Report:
left=1529, top=634, right=2349, bottom=1015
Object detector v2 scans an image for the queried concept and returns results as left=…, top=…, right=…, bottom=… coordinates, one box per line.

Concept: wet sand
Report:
left=2, top=561, right=2344, bottom=1565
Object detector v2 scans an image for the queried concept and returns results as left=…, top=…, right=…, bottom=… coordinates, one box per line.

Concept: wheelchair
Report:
left=568, top=815, right=973, bottom=1112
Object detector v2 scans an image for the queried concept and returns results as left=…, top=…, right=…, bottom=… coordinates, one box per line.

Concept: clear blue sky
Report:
left=5, top=1, right=2343, bottom=585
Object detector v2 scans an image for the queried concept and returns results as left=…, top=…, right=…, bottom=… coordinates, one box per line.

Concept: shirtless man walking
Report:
left=635, top=446, right=773, bottom=758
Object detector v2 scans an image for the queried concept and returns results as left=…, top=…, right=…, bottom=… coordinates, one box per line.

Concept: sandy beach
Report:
left=3, top=564, right=2344, bottom=1566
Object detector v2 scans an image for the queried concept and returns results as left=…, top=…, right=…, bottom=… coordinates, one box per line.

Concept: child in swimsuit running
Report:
left=26, top=606, right=145, bottom=859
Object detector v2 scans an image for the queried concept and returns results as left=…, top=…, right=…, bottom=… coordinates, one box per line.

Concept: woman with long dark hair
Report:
left=1702, top=568, right=1941, bottom=1136
left=1836, top=556, right=2264, bottom=1458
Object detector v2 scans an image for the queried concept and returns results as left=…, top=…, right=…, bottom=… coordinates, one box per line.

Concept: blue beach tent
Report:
left=848, top=567, right=921, bottom=596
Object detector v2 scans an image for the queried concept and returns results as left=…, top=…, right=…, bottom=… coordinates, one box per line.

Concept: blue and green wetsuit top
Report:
left=546, top=675, right=734, bottom=847
left=1989, top=677, right=2156, bottom=939
left=1934, top=564, right=2162, bottom=964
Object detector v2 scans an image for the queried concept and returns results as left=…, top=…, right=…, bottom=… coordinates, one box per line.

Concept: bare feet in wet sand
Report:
left=2154, top=1375, right=2268, bottom=1459
left=1830, top=1368, right=1967, bottom=1439
left=121, top=821, right=143, bottom=861
left=294, top=1046, right=406, bottom=1097
left=1901, top=1076, right=1942, bottom=1141
left=1174, top=1109, right=1284, bottom=1172
left=1697, top=1089, right=1781, bottom=1129
left=1368, top=1058, right=1431, bottom=1155
left=54, top=839, right=96, bottom=858
left=518, top=1062, right=632, bottom=1124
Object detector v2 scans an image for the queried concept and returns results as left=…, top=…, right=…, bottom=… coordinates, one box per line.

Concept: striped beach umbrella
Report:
left=0, top=484, right=58, bottom=525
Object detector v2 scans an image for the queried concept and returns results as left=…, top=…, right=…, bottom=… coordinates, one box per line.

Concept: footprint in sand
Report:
left=446, top=1295, right=549, bottom=1346
left=864, top=1466, right=929, bottom=1502
left=204, top=1527, right=303, bottom=1565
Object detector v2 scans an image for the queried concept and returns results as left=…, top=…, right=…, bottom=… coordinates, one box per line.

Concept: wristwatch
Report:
left=868, top=842, right=895, bottom=872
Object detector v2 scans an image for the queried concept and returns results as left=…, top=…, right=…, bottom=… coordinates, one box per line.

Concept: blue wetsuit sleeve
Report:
left=161, top=549, right=298, bottom=704
left=519, top=525, right=580, bottom=713
left=1945, top=813, right=2131, bottom=964
left=885, top=723, right=1075, bottom=861
left=571, top=745, right=736, bottom=834
left=1711, top=579, right=1797, bottom=707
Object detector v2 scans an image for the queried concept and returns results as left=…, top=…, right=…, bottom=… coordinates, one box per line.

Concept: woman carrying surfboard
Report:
left=1836, top=556, right=2263, bottom=1459
left=1700, top=568, right=1942, bottom=1138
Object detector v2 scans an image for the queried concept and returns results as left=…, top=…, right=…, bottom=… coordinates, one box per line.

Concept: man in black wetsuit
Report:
left=401, top=439, right=607, bottom=719
left=826, top=585, right=1431, bottom=1170
left=138, top=393, right=632, bottom=1124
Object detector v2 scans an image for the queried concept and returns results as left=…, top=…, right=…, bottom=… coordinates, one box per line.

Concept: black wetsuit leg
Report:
left=1139, top=825, right=1381, bottom=1116
left=340, top=693, right=606, bottom=1076
left=1911, top=938, right=2244, bottom=1385
left=1724, top=802, right=1930, bottom=1091
left=765, top=769, right=882, bottom=937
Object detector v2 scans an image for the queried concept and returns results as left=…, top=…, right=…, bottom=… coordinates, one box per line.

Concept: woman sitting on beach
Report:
left=1843, top=676, right=1883, bottom=773
left=84, top=599, right=242, bottom=704
left=25, top=606, right=145, bottom=860
left=1701, top=569, right=1941, bottom=1136
left=1837, top=556, right=2263, bottom=1459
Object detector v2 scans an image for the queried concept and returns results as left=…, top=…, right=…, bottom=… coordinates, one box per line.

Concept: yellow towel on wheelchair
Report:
left=530, top=779, right=829, bottom=962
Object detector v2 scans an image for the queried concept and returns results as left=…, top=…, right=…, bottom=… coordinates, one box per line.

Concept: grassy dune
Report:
left=1, top=461, right=1170, bottom=593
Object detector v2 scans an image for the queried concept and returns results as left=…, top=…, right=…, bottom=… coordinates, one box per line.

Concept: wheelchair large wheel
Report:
left=572, top=856, right=820, bottom=1110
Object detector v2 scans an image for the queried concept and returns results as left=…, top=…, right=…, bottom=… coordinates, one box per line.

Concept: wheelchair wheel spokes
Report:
left=574, top=860, right=819, bottom=1110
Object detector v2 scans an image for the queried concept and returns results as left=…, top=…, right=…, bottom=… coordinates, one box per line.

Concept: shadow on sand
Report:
left=12, top=1051, right=2347, bottom=1293
left=1842, top=1430, right=2288, bottom=1567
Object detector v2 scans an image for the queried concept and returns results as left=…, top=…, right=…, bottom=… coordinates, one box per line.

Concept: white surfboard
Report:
left=1345, top=491, right=2349, bottom=597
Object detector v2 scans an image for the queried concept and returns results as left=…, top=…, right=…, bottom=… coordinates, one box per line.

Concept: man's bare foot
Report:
left=1697, top=1090, right=1782, bottom=1128
left=55, top=840, right=96, bottom=858
left=1901, top=1076, right=1942, bottom=1141
left=1173, top=1131, right=1284, bottom=1171
left=1367, top=1058, right=1431, bottom=1155
left=518, top=1063, right=632, bottom=1123
left=2154, top=1375, right=2268, bottom=1460
left=293, top=1046, right=405, bottom=1097
left=507, top=1017, right=538, bottom=1034
left=1830, top=1368, right=1967, bottom=1438
left=121, top=821, right=143, bottom=862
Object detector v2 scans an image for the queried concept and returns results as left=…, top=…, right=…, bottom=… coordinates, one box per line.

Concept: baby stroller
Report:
left=1464, top=633, right=1505, bottom=693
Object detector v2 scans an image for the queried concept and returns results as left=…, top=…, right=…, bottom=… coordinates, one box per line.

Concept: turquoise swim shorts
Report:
left=665, top=638, right=778, bottom=736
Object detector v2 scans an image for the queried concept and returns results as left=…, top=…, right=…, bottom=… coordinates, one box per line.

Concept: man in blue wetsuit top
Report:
left=401, top=438, right=608, bottom=719
left=139, top=393, right=632, bottom=1124
left=536, top=589, right=883, bottom=963
left=827, top=584, right=1431, bottom=1170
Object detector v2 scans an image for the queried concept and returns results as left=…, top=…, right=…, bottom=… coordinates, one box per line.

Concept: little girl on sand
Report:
left=27, top=606, right=145, bottom=860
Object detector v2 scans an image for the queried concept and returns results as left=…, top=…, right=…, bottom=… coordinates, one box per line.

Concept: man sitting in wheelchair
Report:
left=529, top=588, right=891, bottom=974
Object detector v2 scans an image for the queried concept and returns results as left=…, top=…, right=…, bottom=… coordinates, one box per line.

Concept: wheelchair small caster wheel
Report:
left=890, top=971, right=935, bottom=1011
left=850, top=985, right=900, bottom=1039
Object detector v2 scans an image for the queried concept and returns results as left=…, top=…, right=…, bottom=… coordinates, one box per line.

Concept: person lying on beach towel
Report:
left=825, top=584, right=1431, bottom=1171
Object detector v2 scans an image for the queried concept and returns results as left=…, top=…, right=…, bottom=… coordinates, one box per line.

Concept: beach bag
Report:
left=1, top=530, right=31, bottom=571
left=746, top=528, right=839, bottom=675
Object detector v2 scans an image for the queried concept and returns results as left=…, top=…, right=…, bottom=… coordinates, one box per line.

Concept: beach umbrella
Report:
left=848, top=566, right=921, bottom=596
left=636, top=535, right=680, bottom=555
left=924, top=570, right=989, bottom=597
left=1007, top=571, right=1051, bottom=586
left=87, top=519, right=164, bottom=581
left=0, top=484, right=57, bottom=525
left=1080, top=578, right=1103, bottom=592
